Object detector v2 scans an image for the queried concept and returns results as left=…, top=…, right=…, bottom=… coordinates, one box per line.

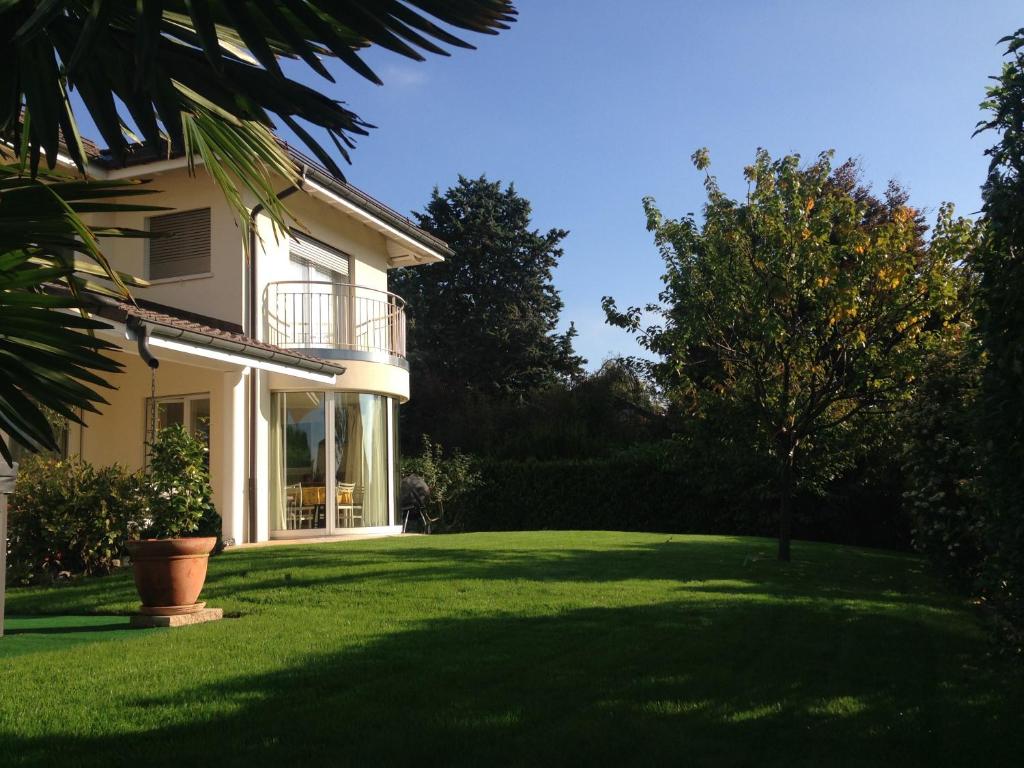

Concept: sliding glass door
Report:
left=333, top=393, right=389, bottom=528
left=269, top=392, right=328, bottom=532
left=270, top=391, right=395, bottom=536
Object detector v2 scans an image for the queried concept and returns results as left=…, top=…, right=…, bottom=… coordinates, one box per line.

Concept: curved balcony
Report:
left=264, top=281, right=407, bottom=365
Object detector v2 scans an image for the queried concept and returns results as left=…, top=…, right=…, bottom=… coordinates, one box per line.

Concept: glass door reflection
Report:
left=334, top=393, right=388, bottom=528
left=282, top=392, right=327, bottom=531
left=270, top=391, right=394, bottom=535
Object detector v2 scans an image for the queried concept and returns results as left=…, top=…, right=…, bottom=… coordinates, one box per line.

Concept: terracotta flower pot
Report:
left=126, top=537, right=217, bottom=615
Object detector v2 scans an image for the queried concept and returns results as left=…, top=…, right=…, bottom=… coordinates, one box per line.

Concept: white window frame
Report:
left=268, top=392, right=400, bottom=538
left=145, top=392, right=211, bottom=444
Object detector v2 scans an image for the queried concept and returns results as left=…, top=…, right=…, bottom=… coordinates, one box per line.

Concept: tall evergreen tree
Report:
left=394, top=175, right=583, bottom=395
left=391, top=175, right=583, bottom=451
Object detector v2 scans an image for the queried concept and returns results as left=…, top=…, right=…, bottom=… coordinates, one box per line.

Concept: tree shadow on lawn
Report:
left=4, top=598, right=1022, bottom=768
left=5, top=535, right=951, bottom=618
left=208, top=536, right=949, bottom=611
left=0, top=616, right=146, bottom=661
left=4, top=621, right=129, bottom=636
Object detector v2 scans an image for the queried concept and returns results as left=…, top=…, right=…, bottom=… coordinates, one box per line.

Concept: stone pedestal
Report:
left=130, top=607, right=224, bottom=628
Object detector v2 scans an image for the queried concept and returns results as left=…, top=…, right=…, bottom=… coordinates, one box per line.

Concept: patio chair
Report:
left=285, top=483, right=302, bottom=529
left=300, top=485, right=326, bottom=528
left=335, top=482, right=360, bottom=527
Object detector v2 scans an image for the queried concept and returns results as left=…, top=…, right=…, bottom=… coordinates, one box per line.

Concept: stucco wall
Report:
left=92, top=167, right=246, bottom=327
left=88, top=164, right=396, bottom=343
left=266, top=360, right=409, bottom=402
left=262, top=190, right=391, bottom=293
left=68, top=349, right=248, bottom=543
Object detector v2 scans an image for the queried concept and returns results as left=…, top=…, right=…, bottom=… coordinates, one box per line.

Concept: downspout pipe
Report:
left=126, top=315, right=160, bottom=370
left=246, top=169, right=306, bottom=543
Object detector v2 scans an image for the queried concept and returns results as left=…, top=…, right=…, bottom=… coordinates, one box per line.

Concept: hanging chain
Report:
left=149, top=366, right=158, bottom=447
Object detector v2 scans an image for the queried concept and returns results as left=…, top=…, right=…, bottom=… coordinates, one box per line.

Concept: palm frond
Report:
left=0, top=253, right=125, bottom=462
left=2, top=1, right=515, bottom=195
left=0, top=161, right=162, bottom=459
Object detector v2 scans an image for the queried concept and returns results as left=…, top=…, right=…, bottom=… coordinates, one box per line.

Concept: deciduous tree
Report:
left=605, top=149, right=974, bottom=561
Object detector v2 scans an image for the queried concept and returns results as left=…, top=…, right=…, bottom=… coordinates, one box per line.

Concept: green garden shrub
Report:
left=6, top=456, right=146, bottom=584
left=143, top=424, right=220, bottom=542
left=901, top=336, right=986, bottom=588
left=401, top=435, right=482, bottom=530
left=6, top=427, right=222, bottom=584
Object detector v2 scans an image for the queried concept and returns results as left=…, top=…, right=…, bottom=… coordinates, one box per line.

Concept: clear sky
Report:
left=90, top=1, right=1024, bottom=368
left=288, top=1, right=1021, bottom=370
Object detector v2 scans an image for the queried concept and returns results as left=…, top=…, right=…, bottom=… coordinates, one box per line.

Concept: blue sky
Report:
left=291, top=1, right=1021, bottom=369
left=81, top=1, right=1022, bottom=368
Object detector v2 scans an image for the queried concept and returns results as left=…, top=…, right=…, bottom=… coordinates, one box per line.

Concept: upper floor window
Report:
left=288, top=230, right=350, bottom=281
left=148, top=208, right=211, bottom=280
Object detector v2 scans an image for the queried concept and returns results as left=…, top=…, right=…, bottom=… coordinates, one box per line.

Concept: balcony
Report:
left=264, top=281, right=407, bottom=363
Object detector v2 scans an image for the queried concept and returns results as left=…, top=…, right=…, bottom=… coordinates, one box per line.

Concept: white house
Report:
left=53, top=141, right=448, bottom=544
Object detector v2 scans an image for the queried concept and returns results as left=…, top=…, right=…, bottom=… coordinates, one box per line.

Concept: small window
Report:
left=146, top=394, right=211, bottom=466
left=148, top=208, right=211, bottom=280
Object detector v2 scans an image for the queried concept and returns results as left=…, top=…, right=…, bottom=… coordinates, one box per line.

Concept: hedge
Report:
left=447, top=455, right=908, bottom=550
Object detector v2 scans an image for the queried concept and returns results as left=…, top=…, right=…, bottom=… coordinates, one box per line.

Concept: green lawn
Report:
left=1, top=532, right=1021, bottom=767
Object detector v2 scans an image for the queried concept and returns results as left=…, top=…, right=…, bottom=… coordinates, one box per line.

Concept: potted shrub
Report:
left=127, top=425, right=220, bottom=615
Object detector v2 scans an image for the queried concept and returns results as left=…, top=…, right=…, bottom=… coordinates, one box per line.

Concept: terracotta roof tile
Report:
left=76, top=293, right=343, bottom=373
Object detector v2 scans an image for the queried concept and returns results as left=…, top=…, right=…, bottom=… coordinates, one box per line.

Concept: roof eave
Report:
left=299, top=167, right=451, bottom=265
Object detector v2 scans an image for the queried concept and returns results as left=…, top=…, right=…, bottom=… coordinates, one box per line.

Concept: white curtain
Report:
left=268, top=394, right=286, bottom=530
left=360, top=394, right=388, bottom=527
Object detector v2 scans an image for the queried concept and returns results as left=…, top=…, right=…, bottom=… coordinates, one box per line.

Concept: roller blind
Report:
left=148, top=208, right=211, bottom=279
left=289, top=230, right=350, bottom=278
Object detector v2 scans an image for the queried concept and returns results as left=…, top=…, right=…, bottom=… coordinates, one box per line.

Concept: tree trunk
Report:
left=778, top=442, right=795, bottom=562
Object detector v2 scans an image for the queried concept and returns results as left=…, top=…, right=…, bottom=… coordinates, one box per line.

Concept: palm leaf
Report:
left=0, top=254, right=125, bottom=462
left=0, top=0, right=516, bottom=458
left=0, top=161, right=163, bottom=459
left=2, top=1, right=516, bottom=251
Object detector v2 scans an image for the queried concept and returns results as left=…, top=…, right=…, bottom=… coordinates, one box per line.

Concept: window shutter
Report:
left=148, top=208, right=211, bottom=279
left=289, top=231, right=350, bottom=278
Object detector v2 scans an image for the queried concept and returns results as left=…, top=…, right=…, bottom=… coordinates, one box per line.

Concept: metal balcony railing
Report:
left=264, top=281, right=407, bottom=359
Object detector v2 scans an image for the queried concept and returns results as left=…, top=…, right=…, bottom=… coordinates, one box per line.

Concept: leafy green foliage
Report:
left=901, top=323, right=985, bottom=586
left=484, top=357, right=666, bottom=460
left=6, top=455, right=146, bottom=584
left=402, top=357, right=664, bottom=460
left=0, top=1, right=516, bottom=241
left=447, top=443, right=907, bottom=549
left=605, top=150, right=975, bottom=560
left=6, top=427, right=220, bottom=584
left=143, top=424, right=219, bottom=540
left=0, top=252, right=123, bottom=461
left=394, top=175, right=583, bottom=398
left=972, top=26, right=1024, bottom=624
left=401, top=434, right=481, bottom=530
